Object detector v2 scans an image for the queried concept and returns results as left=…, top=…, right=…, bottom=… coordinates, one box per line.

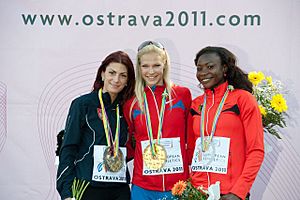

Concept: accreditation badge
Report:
left=191, top=136, right=230, bottom=174
left=141, top=137, right=184, bottom=175
left=92, top=145, right=127, bottom=183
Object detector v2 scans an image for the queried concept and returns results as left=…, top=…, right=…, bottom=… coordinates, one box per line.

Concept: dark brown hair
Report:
left=93, top=51, right=135, bottom=105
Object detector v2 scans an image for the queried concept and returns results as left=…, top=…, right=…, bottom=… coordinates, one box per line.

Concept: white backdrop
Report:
left=0, top=1, right=299, bottom=199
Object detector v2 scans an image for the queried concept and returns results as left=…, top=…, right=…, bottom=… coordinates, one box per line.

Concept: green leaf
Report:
left=71, top=178, right=90, bottom=200
left=265, top=127, right=282, bottom=139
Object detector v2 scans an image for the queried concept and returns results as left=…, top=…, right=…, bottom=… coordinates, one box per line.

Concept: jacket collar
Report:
left=204, top=81, right=229, bottom=98
left=144, top=84, right=166, bottom=93
left=96, top=90, right=121, bottom=107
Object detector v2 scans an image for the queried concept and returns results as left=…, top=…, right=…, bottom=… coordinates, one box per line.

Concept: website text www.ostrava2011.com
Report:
left=21, top=11, right=261, bottom=27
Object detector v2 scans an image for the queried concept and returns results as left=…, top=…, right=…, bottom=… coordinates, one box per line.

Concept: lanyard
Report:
left=143, top=87, right=168, bottom=156
left=200, top=87, right=229, bottom=152
left=98, top=88, right=120, bottom=157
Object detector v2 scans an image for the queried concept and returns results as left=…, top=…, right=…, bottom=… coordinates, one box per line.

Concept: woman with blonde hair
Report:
left=124, top=41, right=192, bottom=200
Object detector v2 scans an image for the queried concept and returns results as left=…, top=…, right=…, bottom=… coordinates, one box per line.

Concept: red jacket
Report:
left=187, top=82, right=264, bottom=199
left=124, top=84, right=191, bottom=191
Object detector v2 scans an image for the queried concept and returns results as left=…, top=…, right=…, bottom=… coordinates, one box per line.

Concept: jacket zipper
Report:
left=205, top=90, right=215, bottom=188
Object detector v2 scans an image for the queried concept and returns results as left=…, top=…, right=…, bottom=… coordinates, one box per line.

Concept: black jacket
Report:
left=56, top=91, right=130, bottom=199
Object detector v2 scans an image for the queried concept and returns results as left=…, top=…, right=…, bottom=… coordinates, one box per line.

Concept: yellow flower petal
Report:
left=271, top=94, right=288, bottom=112
left=259, top=105, right=267, bottom=116
left=248, top=71, right=265, bottom=86
left=266, top=76, right=273, bottom=85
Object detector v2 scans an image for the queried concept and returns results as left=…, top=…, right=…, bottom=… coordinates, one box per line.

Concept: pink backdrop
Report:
left=0, top=0, right=299, bottom=199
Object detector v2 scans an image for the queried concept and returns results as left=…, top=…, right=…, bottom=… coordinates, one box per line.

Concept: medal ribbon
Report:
left=98, top=88, right=120, bottom=157
left=200, top=86, right=230, bottom=152
left=143, top=87, right=167, bottom=156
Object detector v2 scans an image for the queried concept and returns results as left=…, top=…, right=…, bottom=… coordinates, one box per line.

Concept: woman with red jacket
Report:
left=123, top=41, right=191, bottom=200
left=187, top=46, right=264, bottom=200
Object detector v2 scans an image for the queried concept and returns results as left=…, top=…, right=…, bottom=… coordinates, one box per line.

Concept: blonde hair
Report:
left=133, top=44, right=173, bottom=112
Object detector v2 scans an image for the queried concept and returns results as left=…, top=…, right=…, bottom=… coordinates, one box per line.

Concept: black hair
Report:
left=194, top=46, right=253, bottom=93
left=55, top=130, right=64, bottom=156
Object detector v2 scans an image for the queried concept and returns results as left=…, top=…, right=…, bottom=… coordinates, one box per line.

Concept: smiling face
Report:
left=139, top=52, right=165, bottom=87
left=196, top=52, right=227, bottom=90
left=101, top=62, right=128, bottom=100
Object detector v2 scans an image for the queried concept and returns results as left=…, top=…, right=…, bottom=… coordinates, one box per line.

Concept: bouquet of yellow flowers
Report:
left=171, top=179, right=208, bottom=200
left=248, top=71, right=288, bottom=139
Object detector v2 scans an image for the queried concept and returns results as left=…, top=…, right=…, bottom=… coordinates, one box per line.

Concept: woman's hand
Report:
left=220, top=193, right=241, bottom=200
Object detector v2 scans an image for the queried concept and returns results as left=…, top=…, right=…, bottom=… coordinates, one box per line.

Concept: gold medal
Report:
left=143, top=144, right=167, bottom=170
left=103, top=147, right=124, bottom=172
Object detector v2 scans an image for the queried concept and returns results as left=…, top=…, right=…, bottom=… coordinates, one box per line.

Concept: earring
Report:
left=102, top=77, right=104, bottom=81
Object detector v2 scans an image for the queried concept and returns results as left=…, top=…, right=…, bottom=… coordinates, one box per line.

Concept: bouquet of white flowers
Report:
left=248, top=71, right=288, bottom=139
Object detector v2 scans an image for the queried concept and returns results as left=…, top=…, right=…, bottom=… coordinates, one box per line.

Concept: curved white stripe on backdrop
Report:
left=37, top=61, right=99, bottom=200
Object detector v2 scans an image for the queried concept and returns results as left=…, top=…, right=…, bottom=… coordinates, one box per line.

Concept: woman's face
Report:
left=140, top=52, right=164, bottom=87
left=196, top=52, right=226, bottom=90
left=101, top=62, right=128, bottom=97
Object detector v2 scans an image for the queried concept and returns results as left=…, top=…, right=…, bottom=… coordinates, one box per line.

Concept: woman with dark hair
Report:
left=187, top=46, right=264, bottom=200
left=56, top=51, right=135, bottom=200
